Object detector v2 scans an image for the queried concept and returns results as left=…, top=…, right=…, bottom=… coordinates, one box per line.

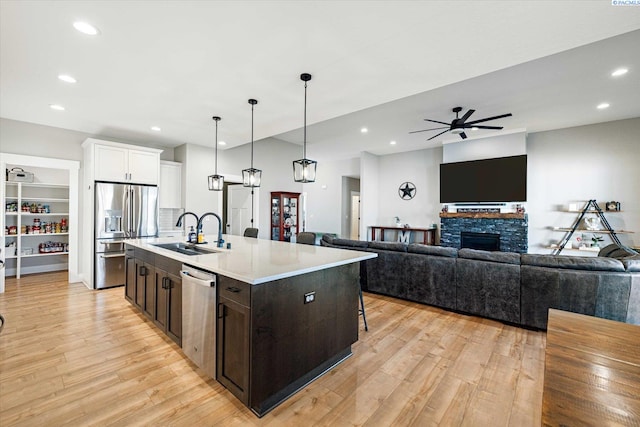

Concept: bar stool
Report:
left=296, top=232, right=316, bottom=245
left=243, top=228, right=259, bottom=238
left=359, top=287, right=368, bottom=331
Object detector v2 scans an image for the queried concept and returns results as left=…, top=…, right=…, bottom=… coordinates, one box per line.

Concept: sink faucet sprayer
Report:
left=197, top=212, right=224, bottom=248
left=175, top=212, right=199, bottom=228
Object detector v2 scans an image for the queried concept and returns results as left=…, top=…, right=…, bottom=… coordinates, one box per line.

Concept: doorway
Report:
left=225, top=184, right=259, bottom=236
left=350, top=192, right=360, bottom=240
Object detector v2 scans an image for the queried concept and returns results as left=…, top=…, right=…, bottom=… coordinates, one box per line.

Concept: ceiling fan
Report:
left=410, top=107, right=512, bottom=141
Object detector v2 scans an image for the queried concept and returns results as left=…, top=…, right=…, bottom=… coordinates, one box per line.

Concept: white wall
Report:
left=443, top=131, right=526, bottom=163
left=221, top=137, right=303, bottom=239
left=527, top=118, right=640, bottom=253
left=174, top=143, right=222, bottom=236
left=301, top=157, right=359, bottom=235
left=377, top=146, right=443, bottom=233
left=360, top=152, right=380, bottom=241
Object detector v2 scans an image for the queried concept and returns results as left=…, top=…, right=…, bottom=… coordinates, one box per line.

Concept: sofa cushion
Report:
left=331, top=238, right=369, bottom=248
left=408, top=244, right=458, bottom=258
left=458, top=248, right=521, bottom=265
left=521, top=254, right=625, bottom=272
left=623, top=256, right=640, bottom=272
left=367, top=241, right=408, bottom=252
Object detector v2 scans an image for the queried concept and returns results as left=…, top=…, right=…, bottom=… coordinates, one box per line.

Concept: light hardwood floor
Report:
left=0, top=272, right=546, bottom=426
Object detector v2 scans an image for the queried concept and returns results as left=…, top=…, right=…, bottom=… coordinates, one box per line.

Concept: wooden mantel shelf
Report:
left=440, top=212, right=526, bottom=219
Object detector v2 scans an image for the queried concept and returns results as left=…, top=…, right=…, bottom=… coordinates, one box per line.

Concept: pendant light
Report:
left=242, top=99, right=262, bottom=187
left=293, top=73, right=317, bottom=183
left=208, top=116, right=224, bottom=191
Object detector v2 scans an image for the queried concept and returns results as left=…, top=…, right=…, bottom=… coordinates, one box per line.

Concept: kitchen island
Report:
left=124, top=234, right=376, bottom=417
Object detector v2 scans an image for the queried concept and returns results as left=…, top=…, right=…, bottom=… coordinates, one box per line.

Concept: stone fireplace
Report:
left=440, top=212, right=528, bottom=253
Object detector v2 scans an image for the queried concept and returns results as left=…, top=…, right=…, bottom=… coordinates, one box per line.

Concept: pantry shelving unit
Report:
left=4, top=181, right=70, bottom=277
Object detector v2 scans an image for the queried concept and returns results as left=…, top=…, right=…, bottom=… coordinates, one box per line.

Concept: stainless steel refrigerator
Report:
left=94, top=182, right=158, bottom=289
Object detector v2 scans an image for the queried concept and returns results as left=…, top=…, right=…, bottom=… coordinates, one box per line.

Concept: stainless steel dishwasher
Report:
left=180, top=264, right=217, bottom=379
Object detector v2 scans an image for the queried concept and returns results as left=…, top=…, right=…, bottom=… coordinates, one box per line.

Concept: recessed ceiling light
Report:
left=360, top=127, right=368, bottom=133
left=49, top=104, right=65, bottom=111
left=390, top=140, right=396, bottom=145
left=611, top=68, right=628, bottom=77
left=150, top=126, right=161, bottom=132
left=219, top=141, right=227, bottom=146
left=73, top=21, right=100, bottom=35
left=58, top=74, right=77, bottom=83
left=597, top=103, right=610, bottom=110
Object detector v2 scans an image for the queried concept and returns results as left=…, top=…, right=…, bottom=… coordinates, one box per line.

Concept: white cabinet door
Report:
left=159, top=161, right=182, bottom=208
left=94, top=145, right=128, bottom=182
left=128, top=150, right=159, bottom=185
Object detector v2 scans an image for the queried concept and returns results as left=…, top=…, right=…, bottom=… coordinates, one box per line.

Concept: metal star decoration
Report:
left=398, top=182, right=416, bottom=200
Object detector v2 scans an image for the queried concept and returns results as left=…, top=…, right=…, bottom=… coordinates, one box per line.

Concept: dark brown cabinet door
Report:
left=154, top=274, right=168, bottom=330
left=217, top=296, right=250, bottom=405
left=125, top=255, right=136, bottom=303
left=135, top=261, right=146, bottom=310
left=143, top=264, right=156, bottom=319
left=166, top=272, right=182, bottom=345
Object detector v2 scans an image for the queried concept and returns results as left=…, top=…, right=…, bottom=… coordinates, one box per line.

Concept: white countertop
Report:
left=126, top=235, right=377, bottom=285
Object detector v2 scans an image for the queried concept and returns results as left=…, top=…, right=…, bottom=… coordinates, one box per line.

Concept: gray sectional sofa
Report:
left=321, top=235, right=640, bottom=330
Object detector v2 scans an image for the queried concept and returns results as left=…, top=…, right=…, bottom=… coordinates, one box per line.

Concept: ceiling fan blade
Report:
left=459, top=109, right=475, bottom=123
left=409, top=126, right=449, bottom=134
left=466, top=125, right=503, bottom=130
left=460, top=132, right=467, bottom=139
left=427, top=129, right=451, bottom=140
left=465, top=113, right=512, bottom=125
left=424, top=119, right=452, bottom=126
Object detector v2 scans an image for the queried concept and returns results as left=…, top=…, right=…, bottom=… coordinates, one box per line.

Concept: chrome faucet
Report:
left=197, top=212, right=224, bottom=248
left=175, top=212, right=200, bottom=228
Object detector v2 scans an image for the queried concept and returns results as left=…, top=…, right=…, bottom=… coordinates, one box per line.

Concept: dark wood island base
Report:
left=217, top=262, right=360, bottom=417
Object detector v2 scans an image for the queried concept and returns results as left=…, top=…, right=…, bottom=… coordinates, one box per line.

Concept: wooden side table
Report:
left=542, top=309, right=640, bottom=426
left=369, top=226, right=436, bottom=245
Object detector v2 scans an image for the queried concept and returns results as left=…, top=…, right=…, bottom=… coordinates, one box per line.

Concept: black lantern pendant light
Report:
left=208, top=116, right=224, bottom=191
left=242, top=99, right=262, bottom=187
left=293, top=73, right=317, bottom=182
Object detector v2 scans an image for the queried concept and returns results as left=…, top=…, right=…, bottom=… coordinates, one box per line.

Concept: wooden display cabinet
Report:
left=270, top=192, right=300, bottom=242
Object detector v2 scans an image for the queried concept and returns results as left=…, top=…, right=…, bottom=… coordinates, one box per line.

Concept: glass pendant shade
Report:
left=242, top=168, right=262, bottom=187
left=243, top=99, right=261, bottom=188
left=293, top=158, right=317, bottom=183
left=208, top=174, right=224, bottom=191
left=293, top=73, right=317, bottom=183
left=208, top=115, right=224, bottom=191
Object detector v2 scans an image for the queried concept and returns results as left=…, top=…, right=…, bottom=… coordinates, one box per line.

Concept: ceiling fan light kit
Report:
left=410, top=106, right=512, bottom=141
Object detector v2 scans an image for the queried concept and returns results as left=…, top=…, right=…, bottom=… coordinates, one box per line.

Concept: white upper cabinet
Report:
left=83, top=139, right=162, bottom=185
left=159, top=161, right=182, bottom=209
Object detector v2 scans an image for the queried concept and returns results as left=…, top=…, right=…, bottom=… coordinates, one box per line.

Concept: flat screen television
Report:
left=440, top=154, right=527, bottom=203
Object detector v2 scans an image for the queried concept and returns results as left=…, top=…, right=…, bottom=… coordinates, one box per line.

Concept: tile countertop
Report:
left=126, top=235, right=377, bottom=285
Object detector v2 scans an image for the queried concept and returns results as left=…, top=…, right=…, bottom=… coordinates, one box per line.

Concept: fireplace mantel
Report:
left=440, top=212, right=526, bottom=220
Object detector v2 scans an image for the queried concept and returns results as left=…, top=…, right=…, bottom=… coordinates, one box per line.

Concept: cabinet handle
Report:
left=226, top=286, right=241, bottom=293
left=217, top=303, right=224, bottom=319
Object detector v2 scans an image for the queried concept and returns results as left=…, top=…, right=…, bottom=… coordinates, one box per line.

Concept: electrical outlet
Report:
left=304, top=291, right=316, bottom=304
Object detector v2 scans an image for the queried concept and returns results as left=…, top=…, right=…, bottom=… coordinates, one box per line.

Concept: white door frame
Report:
left=0, top=153, right=80, bottom=293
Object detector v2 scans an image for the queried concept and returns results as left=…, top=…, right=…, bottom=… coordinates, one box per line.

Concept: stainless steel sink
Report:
left=152, top=242, right=219, bottom=256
